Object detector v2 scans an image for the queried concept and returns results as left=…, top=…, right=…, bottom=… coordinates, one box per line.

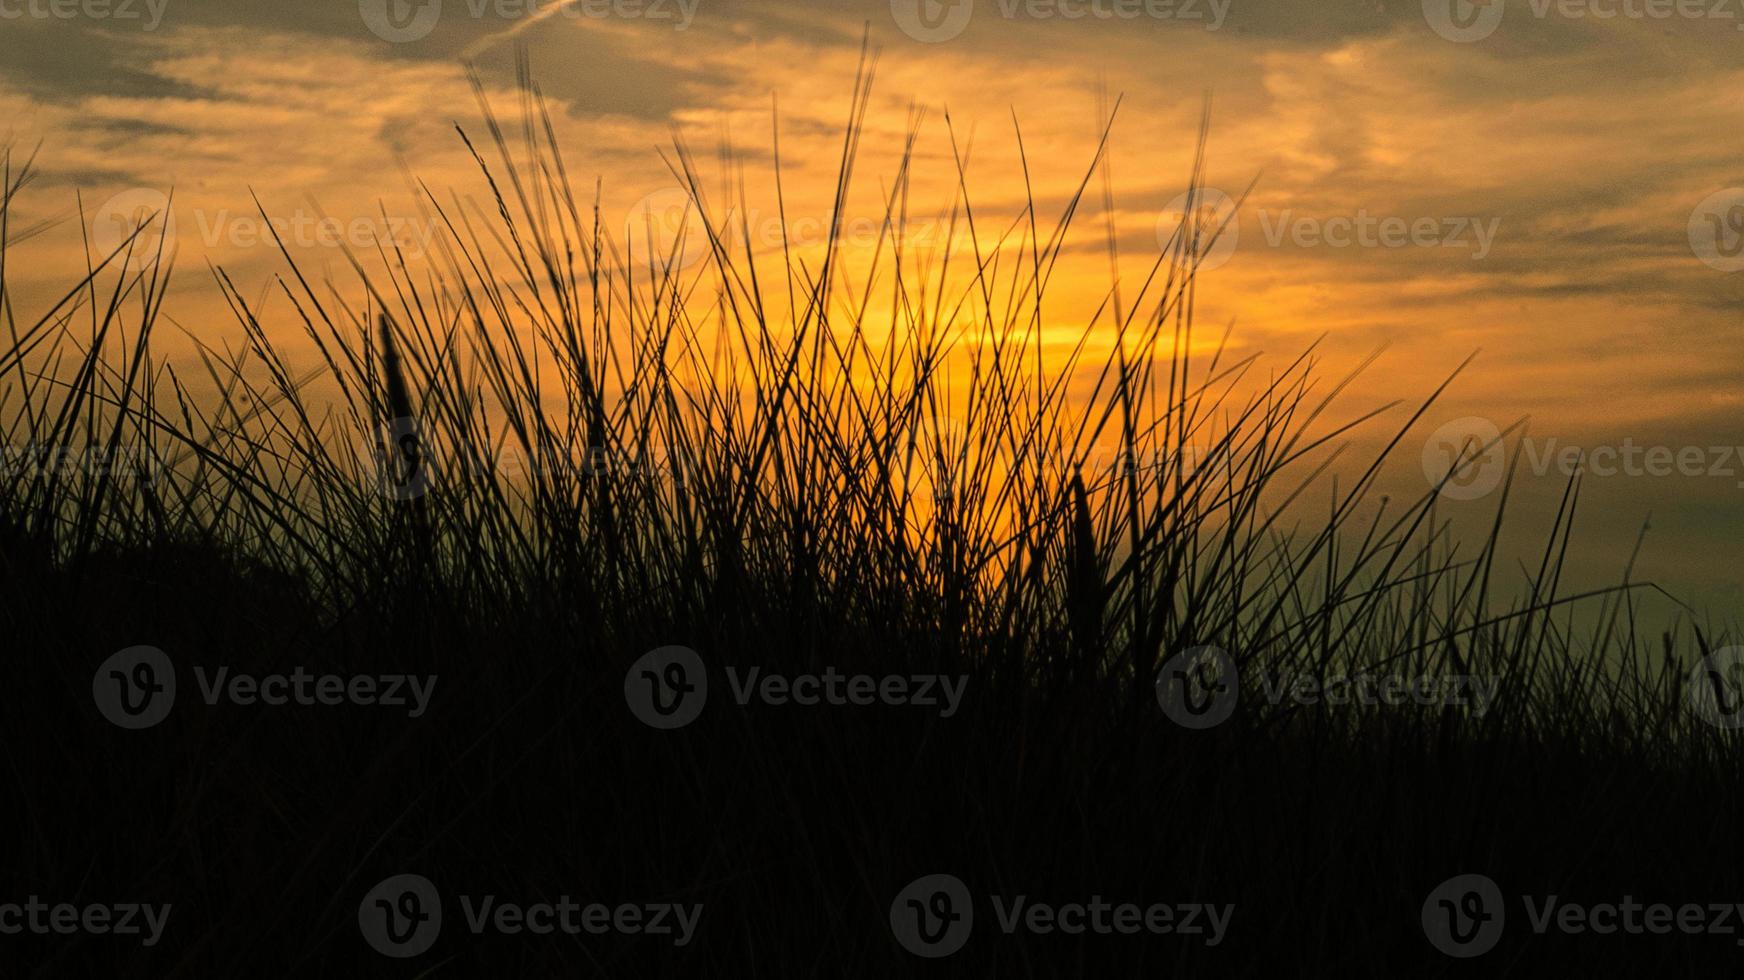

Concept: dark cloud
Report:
left=0, top=24, right=208, bottom=101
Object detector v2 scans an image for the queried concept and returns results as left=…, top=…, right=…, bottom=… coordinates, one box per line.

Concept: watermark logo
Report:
left=1689, top=188, right=1744, bottom=273
left=1426, top=419, right=1744, bottom=500
left=1424, top=873, right=1744, bottom=955
left=623, top=187, right=713, bottom=274
left=2, top=443, right=165, bottom=484
left=360, top=0, right=439, bottom=40
left=360, top=872, right=700, bottom=955
left=1429, top=0, right=1744, bottom=42
left=1157, top=187, right=1239, bottom=271
left=1155, top=645, right=1239, bottom=729
left=92, top=196, right=438, bottom=267
left=359, top=873, right=443, bottom=957
left=1422, top=873, right=1506, bottom=957
left=369, top=416, right=432, bottom=500
left=625, top=646, right=968, bottom=729
left=361, top=0, right=700, bottom=42
left=1687, top=646, right=1744, bottom=728
left=1424, top=0, right=1504, bottom=41
left=92, top=645, right=176, bottom=730
left=1157, top=646, right=1492, bottom=726
left=891, top=0, right=974, bottom=40
left=625, top=645, right=709, bottom=729
left=892, top=873, right=1232, bottom=956
left=0, top=898, right=171, bottom=946
left=1422, top=416, right=1506, bottom=500
left=892, top=0, right=1227, bottom=40
left=890, top=874, right=974, bottom=956
left=94, top=647, right=437, bottom=729
left=91, top=189, right=175, bottom=272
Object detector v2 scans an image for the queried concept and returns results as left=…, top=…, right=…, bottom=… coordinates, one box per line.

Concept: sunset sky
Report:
left=6, top=0, right=1744, bottom=618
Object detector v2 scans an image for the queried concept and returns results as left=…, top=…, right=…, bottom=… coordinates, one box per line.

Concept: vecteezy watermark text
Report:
left=0, top=0, right=167, bottom=28
left=1424, top=873, right=1744, bottom=957
left=93, top=646, right=437, bottom=730
left=191, top=208, right=440, bottom=259
left=1257, top=210, right=1501, bottom=259
left=889, top=873, right=1232, bottom=957
left=624, top=646, right=968, bottom=729
left=1154, top=191, right=1502, bottom=271
left=0, top=898, right=171, bottom=946
left=890, top=0, right=1227, bottom=42
left=0, top=443, right=164, bottom=483
left=1154, top=645, right=1495, bottom=728
left=1422, top=416, right=1744, bottom=501
left=92, top=190, right=444, bottom=270
left=1256, top=670, right=1497, bottom=715
left=360, top=0, right=699, bottom=43
left=358, top=873, right=701, bottom=958
left=1425, top=0, right=1744, bottom=42
left=988, top=0, right=1228, bottom=27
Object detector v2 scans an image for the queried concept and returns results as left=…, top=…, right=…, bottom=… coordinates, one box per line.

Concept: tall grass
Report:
left=2, top=52, right=1740, bottom=975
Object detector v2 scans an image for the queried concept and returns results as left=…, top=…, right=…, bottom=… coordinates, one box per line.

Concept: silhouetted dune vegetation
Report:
left=3, top=61, right=1742, bottom=975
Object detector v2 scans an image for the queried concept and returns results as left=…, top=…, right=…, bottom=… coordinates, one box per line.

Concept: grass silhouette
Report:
left=3, top=52, right=1742, bottom=975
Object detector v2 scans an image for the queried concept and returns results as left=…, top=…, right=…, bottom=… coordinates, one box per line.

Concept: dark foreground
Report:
left=5, top=538, right=1741, bottom=976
